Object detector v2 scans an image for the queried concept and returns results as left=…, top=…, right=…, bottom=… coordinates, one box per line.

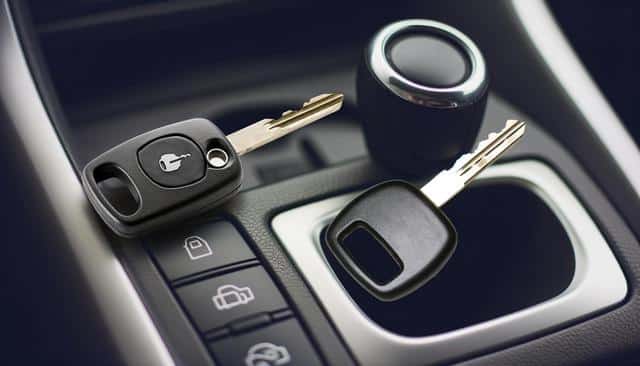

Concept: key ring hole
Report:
left=93, top=163, right=141, bottom=216
left=206, top=148, right=229, bottom=169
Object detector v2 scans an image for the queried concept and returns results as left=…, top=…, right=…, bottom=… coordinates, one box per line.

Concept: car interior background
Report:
left=0, top=0, right=639, bottom=365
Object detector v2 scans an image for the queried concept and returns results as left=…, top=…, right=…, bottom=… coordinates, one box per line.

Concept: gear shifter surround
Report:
left=357, top=19, right=488, bottom=176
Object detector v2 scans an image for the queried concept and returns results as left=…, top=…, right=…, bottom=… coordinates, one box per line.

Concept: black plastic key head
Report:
left=82, top=118, right=241, bottom=237
left=326, top=180, right=457, bottom=301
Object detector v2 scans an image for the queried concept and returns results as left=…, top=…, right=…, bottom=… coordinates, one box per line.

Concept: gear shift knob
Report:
left=357, top=19, right=488, bottom=176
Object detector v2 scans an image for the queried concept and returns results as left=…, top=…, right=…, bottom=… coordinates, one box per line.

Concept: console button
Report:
left=148, top=221, right=255, bottom=281
left=209, top=318, right=322, bottom=366
left=137, top=135, right=205, bottom=187
left=176, top=266, right=287, bottom=332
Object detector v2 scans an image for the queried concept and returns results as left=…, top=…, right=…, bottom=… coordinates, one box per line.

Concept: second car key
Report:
left=82, top=93, right=344, bottom=237
left=326, top=120, right=526, bottom=301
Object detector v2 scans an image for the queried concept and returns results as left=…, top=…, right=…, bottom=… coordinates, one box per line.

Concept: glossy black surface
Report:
left=358, top=21, right=487, bottom=176
left=326, top=180, right=456, bottom=301
left=387, top=32, right=469, bottom=87
left=323, top=182, right=575, bottom=336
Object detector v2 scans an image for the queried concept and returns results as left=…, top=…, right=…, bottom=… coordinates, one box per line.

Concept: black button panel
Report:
left=175, top=266, right=288, bottom=332
left=137, top=135, right=205, bottom=187
left=148, top=221, right=255, bottom=281
left=209, top=318, right=323, bottom=366
left=146, top=220, right=323, bottom=364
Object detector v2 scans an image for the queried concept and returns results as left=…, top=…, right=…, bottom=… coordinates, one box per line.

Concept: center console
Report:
left=4, top=1, right=640, bottom=365
left=274, top=160, right=625, bottom=365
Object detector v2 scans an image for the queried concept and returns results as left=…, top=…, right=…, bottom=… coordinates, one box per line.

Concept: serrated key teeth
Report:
left=421, top=119, right=526, bottom=207
left=307, top=93, right=332, bottom=104
left=476, top=138, right=491, bottom=151
left=226, top=92, right=345, bottom=156
left=511, top=120, right=526, bottom=131
left=258, top=118, right=275, bottom=125
left=308, top=93, right=344, bottom=107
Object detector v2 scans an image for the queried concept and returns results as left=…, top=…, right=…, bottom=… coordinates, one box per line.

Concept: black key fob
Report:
left=82, top=118, right=241, bottom=237
left=325, top=180, right=457, bottom=301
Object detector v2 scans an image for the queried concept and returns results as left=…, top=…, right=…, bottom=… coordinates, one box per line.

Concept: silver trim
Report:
left=0, top=2, right=174, bottom=365
left=206, top=147, right=230, bottom=169
left=272, top=160, right=627, bottom=365
left=512, top=0, right=640, bottom=200
left=367, top=19, right=488, bottom=108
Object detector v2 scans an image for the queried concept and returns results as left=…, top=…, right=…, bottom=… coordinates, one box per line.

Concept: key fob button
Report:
left=138, top=135, right=205, bottom=187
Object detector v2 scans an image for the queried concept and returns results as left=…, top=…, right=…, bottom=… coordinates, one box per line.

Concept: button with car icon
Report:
left=245, top=342, right=291, bottom=366
left=213, top=284, right=255, bottom=310
left=176, top=266, right=288, bottom=332
left=209, top=318, right=322, bottom=366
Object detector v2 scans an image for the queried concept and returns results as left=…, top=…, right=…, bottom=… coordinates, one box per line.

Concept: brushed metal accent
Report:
left=512, top=0, right=640, bottom=199
left=366, top=19, right=488, bottom=108
left=0, top=2, right=174, bottom=365
left=272, top=160, right=627, bottom=365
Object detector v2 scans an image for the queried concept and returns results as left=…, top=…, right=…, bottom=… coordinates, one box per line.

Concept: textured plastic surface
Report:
left=81, top=118, right=242, bottom=237
left=326, top=180, right=457, bottom=301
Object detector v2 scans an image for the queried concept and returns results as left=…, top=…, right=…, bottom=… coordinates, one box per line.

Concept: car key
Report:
left=326, top=120, right=526, bottom=301
left=82, top=93, right=343, bottom=237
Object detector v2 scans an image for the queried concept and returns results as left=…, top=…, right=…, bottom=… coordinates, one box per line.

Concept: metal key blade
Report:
left=422, top=120, right=526, bottom=207
left=457, top=119, right=526, bottom=184
left=227, top=93, right=344, bottom=155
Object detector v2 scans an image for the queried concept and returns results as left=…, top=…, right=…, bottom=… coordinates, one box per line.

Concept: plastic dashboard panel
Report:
left=0, top=1, right=174, bottom=365
left=4, top=0, right=640, bottom=366
left=220, top=101, right=640, bottom=365
left=119, top=96, right=640, bottom=365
